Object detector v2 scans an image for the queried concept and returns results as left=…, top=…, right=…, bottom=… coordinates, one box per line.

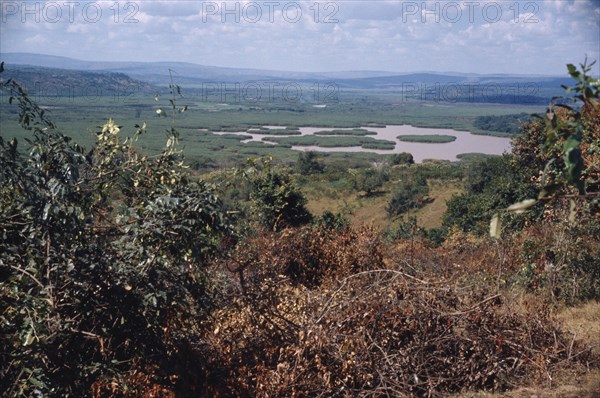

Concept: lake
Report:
left=213, top=125, right=514, bottom=163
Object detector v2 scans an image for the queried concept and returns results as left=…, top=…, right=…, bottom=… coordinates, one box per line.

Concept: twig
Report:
left=568, top=332, right=576, bottom=360
left=440, top=294, right=502, bottom=316
left=9, top=265, right=45, bottom=289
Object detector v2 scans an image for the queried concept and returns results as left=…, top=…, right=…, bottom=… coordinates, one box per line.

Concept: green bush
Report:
left=352, top=167, right=389, bottom=196
left=313, top=210, right=349, bottom=230
left=386, top=175, right=429, bottom=216
left=295, top=151, right=324, bottom=175
left=0, top=72, right=230, bottom=396
left=243, top=158, right=312, bottom=229
left=443, top=155, right=537, bottom=234
left=389, top=152, right=414, bottom=165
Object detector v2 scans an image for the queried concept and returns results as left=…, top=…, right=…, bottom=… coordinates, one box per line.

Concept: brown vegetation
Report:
left=197, top=225, right=598, bottom=397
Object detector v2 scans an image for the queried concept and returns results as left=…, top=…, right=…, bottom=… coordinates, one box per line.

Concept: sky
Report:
left=1, top=0, right=599, bottom=75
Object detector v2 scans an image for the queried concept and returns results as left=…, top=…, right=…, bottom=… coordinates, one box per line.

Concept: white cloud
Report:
left=24, top=33, right=48, bottom=45
left=0, top=0, right=598, bottom=75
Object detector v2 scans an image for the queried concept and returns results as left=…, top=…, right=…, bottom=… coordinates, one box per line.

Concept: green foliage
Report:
left=313, top=128, right=376, bottom=136
left=386, top=175, right=429, bottom=216
left=240, top=158, right=312, bottom=230
left=0, top=70, right=230, bottom=396
left=396, top=134, right=457, bottom=143
left=385, top=216, right=446, bottom=247
left=494, top=60, right=600, bottom=238
left=456, top=153, right=499, bottom=162
left=312, top=210, right=349, bottom=231
left=248, top=127, right=301, bottom=135
left=351, top=167, right=389, bottom=196
left=473, top=113, right=530, bottom=134
left=539, top=59, right=599, bottom=196
left=295, top=151, right=324, bottom=175
left=443, top=156, right=537, bottom=234
left=386, top=216, right=420, bottom=240
left=389, top=152, right=414, bottom=165
left=264, top=135, right=396, bottom=150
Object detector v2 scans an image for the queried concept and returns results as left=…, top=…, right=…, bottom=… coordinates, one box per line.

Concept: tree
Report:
left=241, top=158, right=312, bottom=230
left=296, top=151, right=324, bottom=174
left=443, top=155, right=536, bottom=234
left=0, top=65, right=230, bottom=396
left=352, top=167, right=389, bottom=196
left=386, top=175, right=429, bottom=216
left=491, top=59, right=600, bottom=237
left=390, top=152, right=414, bottom=165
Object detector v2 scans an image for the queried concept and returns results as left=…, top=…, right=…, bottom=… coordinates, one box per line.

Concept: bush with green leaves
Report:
left=443, top=155, right=536, bottom=234
left=389, top=152, right=414, bottom=165
left=386, top=175, right=429, bottom=216
left=493, top=60, right=600, bottom=301
left=351, top=167, right=389, bottom=196
left=0, top=67, right=231, bottom=396
left=312, top=210, right=349, bottom=231
left=497, top=59, right=599, bottom=234
left=238, top=158, right=312, bottom=230
left=295, top=151, right=324, bottom=175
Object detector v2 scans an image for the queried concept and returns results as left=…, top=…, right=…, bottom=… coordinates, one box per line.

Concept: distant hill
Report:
left=0, top=63, right=156, bottom=97
left=1, top=52, right=574, bottom=103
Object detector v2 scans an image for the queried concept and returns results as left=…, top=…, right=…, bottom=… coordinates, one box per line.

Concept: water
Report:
left=212, top=125, right=513, bottom=163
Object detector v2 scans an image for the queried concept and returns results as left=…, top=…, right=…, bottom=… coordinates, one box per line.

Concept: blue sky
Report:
left=1, top=0, right=599, bottom=75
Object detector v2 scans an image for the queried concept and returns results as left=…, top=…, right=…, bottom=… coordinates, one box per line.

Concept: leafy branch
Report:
left=490, top=60, right=599, bottom=238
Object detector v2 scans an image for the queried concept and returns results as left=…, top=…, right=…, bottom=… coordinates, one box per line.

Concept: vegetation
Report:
left=242, top=158, right=313, bottom=230
left=473, top=112, right=530, bottom=134
left=1, top=61, right=599, bottom=397
left=397, top=134, right=457, bottom=143
left=389, top=152, right=415, bottom=165
left=0, top=69, right=543, bottom=169
left=246, top=127, right=302, bottom=135
left=387, top=175, right=430, bottom=216
left=313, top=128, right=377, bottom=136
left=0, top=69, right=231, bottom=396
left=295, top=151, right=324, bottom=175
left=351, top=167, right=390, bottom=196
left=0, top=65, right=155, bottom=97
left=455, top=152, right=499, bottom=162
left=443, top=155, right=537, bottom=234
left=264, top=135, right=396, bottom=150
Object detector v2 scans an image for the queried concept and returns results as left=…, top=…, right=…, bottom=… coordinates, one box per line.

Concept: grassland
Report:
left=264, top=135, right=396, bottom=150
left=0, top=90, right=543, bottom=168
left=313, top=128, right=377, bottom=136
left=299, top=161, right=466, bottom=230
left=455, top=152, right=500, bottom=161
left=397, top=134, right=457, bottom=143
left=246, top=127, right=301, bottom=135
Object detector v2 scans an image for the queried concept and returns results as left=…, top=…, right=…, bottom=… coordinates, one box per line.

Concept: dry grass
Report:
left=452, top=301, right=600, bottom=398
left=453, top=368, right=600, bottom=398
left=557, top=301, right=600, bottom=357
left=413, top=180, right=462, bottom=229
left=305, top=179, right=463, bottom=230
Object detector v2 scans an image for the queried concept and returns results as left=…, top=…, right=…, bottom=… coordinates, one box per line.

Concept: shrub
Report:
left=208, top=227, right=588, bottom=396
left=443, top=155, right=537, bottom=234
left=242, top=158, right=312, bottom=230
left=386, top=175, right=429, bottom=216
left=390, top=152, right=414, bottom=165
left=0, top=71, right=230, bottom=396
left=295, top=151, right=324, bottom=175
left=352, top=167, right=389, bottom=196
left=313, top=210, right=349, bottom=230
